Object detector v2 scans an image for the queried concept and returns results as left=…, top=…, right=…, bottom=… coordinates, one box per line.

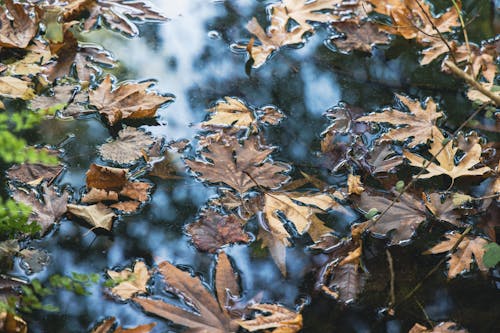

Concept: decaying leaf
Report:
left=236, top=303, right=302, bottom=333
left=7, top=41, right=52, bottom=76
left=30, top=85, right=90, bottom=117
left=423, top=192, right=463, bottom=227
left=91, top=316, right=156, bottom=333
left=11, top=184, right=68, bottom=235
left=357, top=94, right=443, bottom=147
left=67, top=203, right=116, bottom=231
left=83, top=164, right=152, bottom=213
left=260, top=191, right=340, bottom=275
left=7, top=162, right=63, bottom=186
left=89, top=74, right=172, bottom=125
left=330, top=21, right=390, bottom=54
left=0, top=76, right=34, bottom=100
left=99, top=127, right=155, bottom=165
left=370, top=0, right=460, bottom=44
left=133, top=252, right=241, bottom=333
left=367, top=143, right=403, bottom=173
left=404, top=132, right=492, bottom=181
left=347, top=174, right=364, bottom=195
left=357, top=191, right=427, bottom=245
left=0, top=0, right=39, bottom=49
left=424, top=232, right=489, bottom=279
left=107, top=261, right=150, bottom=300
left=186, top=210, right=251, bottom=253
left=186, top=137, right=290, bottom=194
left=245, top=0, right=369, bottom=67
left=62, top=0, right=167, bottom=37
left=409, top=321, right=468, bottom=333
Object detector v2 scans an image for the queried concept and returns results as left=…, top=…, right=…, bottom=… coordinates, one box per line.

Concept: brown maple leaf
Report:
left=357, top=191, right=427, bottom=245
left=404, top=132, right=492, bottom=181
left=99, top=127, right=155, bottom=165
left=424, top=232, right=489, bottom=279
left=329, top=21, right=390, bottom=54
left=91, top=317, right=156, bottom=333
left=0, top=0, right=39, bottom=49
left=423, top=192, right=464, bottom=227
left=357, top=94, right=443, bottom=147
left=185, top=137, right=290, bottom=194
left=186, top=210, right=251, bottom=253
left=370, top=0, right=460, bottom=44
left=236, top=304, right=303, bottom=333
left=409, top=321, right=468, bottom=333
left=89, top=74, right=172, bottom=125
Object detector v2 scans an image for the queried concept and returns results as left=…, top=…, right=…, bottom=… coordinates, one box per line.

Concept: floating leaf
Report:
left=91, top=317, right=156, bottom=333
left=7, top=162, right=63, bottom=187
left=409, top=321, right=468, bottom=333
left=0, top=0, right=39, bottom=49
left=236, top=303, right=302, bottom=333
left=89, top=74, right=172, bottom=125
left=0, top=76, right=34, bottom=100
left=107, top=261, right=150, bottom=300
left=67, top=203, right=116, bottom=231
left=423, top=193, right=463, bottom=227
left=424, top=232, right=489, bottom=279
left=99, top=127, right=155, bottom=165
left=329, top=21, right=390, bottom=54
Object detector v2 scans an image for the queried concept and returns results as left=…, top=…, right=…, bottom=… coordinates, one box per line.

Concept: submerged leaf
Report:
left=0, top=0, right=39, bottom=49
left=67, top=203, right=116, bottom=231
left=0, top=76, right=34, bottom=100
left=91, top=317, right=156, bottom=333
left=107, top=261, right=150, bottom=300
left=237, top=303, right=302, bottom=332
left=99, top=127, right=155, bottom=165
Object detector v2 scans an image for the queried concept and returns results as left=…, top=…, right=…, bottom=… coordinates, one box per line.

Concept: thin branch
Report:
left=444, top=60, right=500, bottom=106
left=450, top=0, right=472, bottom=72
left=386, top=249, right=396, bottom=314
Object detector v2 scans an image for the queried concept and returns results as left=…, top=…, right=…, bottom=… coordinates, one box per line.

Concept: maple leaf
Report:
left=236, top=304, right=303, bottom=333
left=357, top=94, right=443, bottom=147
left=202, top=96, right=256, bottom=129
left=99, top=127, right=154, bottom=165
left=186, top=210, right=251, bottom=253
left=107, top=261, right=150, bottom=300
left=403, top=132, right=492, bottom=181
left=329, top=21, right=390, bottom=54
left=424, top=232, right=489, bottom=278
left=423, top=192, right=463, bottom=227
left=260, top=191, right=340, bottom=275
left=357, top=191, right=427, bottom=245
left=0, top=76, right=34, bottom=100
left=11, top=184, right=68, bottom=235
left=30, top=84, right=90, bottom=118
left=91, top=317, right=156, bottom=333
left=367, top=143, right=403, bottom=173
left=370, top=0, right=460, bottom=44
left=89, top=74, right=172, bottom=125
left=133, top=252, right=241, bottom=333
left=409, top=322, right=468, bottom=333
left=62, top=0, right=167, bottom=37
left=0, top=0, right=39, bottom=49
left=245, top=0, right=368, bottom=67
left=185, top=137, right=290, bottom=194
left=67, top=203, right=116, bottom=231
left=6, top=41, right=52, bottom=76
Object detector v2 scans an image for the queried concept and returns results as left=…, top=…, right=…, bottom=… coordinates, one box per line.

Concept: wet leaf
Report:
left=0, top=312, right=27, bottom=333
left=424, top=232, right=489, bottom=279
left=99, top=127, right=155, bottom=165
left=347, top=174, right=364, bottom=195
left=370, top=0, right=460, bottom=44
left=89, top=74, right=172, bottom=125
left=367, top=143, right=403, bottom=174
left=404, top=132, right=492, bottom=181
left=107, top=261, right=150, bottom=300
left=91, top=316, right=156, bottom=333
left=11, top=184, right=68, bottom=235
left=133, top=252, right=241, bottom=333
left=7, top=41, right=52, bottom=76
left=237, top=303, right=302, bottom=332
left=7, top=162, right=63, bottom=186
left=186, top=210, right=251, bottom=253
left=186, top=137, right=290, bottom=194
left=18, top=248, right=50, bottom=274
left=483, top=242, right=500, bottom=268
left=203, top=96, right=256, bottom=129
left=0, top=0, right=39, bottom=49
left=30, top=85, right=89, bottom=117
left=357, top=191, right=427, bottom=245
left=330, top=21, right=390, bottom=54
left=409, top=321, right=468, bottom=333
left=423, top=193, right=463, bottom=227
left=357, top=94, right=443, bottom=147
left=67, top=203, right=116, bottom=231
left=0, top=76, right=34, bottom=100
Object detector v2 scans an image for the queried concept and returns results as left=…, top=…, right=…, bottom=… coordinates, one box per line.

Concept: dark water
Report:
left=6, top=0, right=500, bottom=332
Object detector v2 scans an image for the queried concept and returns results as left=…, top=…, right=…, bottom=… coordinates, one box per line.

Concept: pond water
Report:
left=4, top=0, right=500, bottom=332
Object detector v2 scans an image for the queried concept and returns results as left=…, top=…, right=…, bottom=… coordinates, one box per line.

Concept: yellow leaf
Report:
left=0, top=76, right=34, bottom=100
left=107, top=261, right=150, bottom=300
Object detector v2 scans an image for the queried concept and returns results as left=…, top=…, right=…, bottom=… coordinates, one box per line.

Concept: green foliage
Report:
left=49, top=272, right=100, bottom=296
left=484, top=243, right=500, bottom=268
left=0, top=198, right=40, bottom=240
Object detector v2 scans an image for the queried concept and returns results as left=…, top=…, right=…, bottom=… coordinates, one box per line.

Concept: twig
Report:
left=415, top=299, right=434, bottom=328
left=444, top=60, right=500, bottom=106
left=386, top=249, right=396, bottom=315
left=450, top=0, right=472, bottom=72
left=396, top=226, right=472, bottom=307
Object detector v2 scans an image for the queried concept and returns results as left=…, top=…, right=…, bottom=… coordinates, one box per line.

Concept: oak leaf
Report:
left=99, top=127, right=155, bottom=165
left=357, top=94, right=443, bottom=147
left=185, top=137, right=290, bottom=194
left=357, top=191, right=427, bottom=245
left=91, top=317, right=156, bottom=333
left=403, top=132, right=492, bottom=181
left=186, top=210, right=251, bottom=253
left=67, top=203, right=116, bottom=231
left=133, top=252, right=241, bottom=333
left=89, top=74, right=172, bottom=125
left=107, top=261, right=150, bottom=300
left=0, top=0, right=39, bottom=49
left=424, top=232, right=489, bottom=278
